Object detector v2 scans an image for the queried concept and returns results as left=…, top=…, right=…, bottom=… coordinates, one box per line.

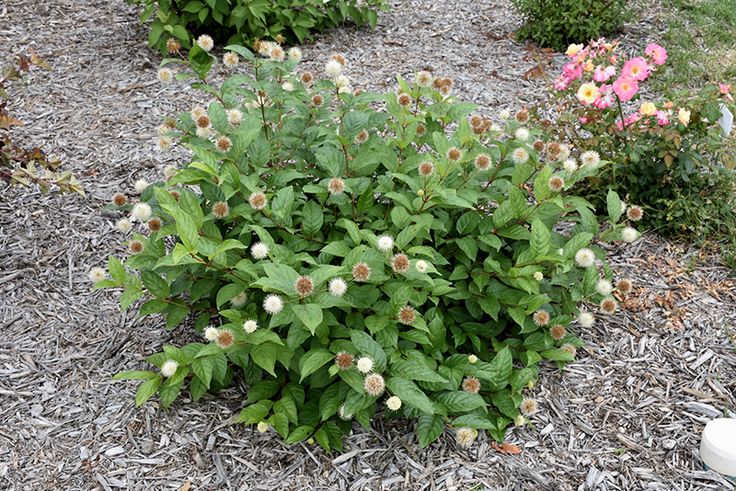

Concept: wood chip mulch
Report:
left=1, top=0, right=734, bottom=489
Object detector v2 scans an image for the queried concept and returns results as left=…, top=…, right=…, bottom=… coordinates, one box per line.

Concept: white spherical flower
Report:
left=157, top=67, right=173, bottom=83
left=87, top=267, right=106, bottom=283
left=335, top=75, right=350, bottom=89
left=490, top=123, right=501, bottom=132
left=325, top=59, right=342, bottom=78
left=415, top=259, right=429, bottom=273
left=578, top=311, right=595, bottom=328
left=338, top=85, right=352, bottom=94
left=386, top=396, right=402, bottom=411
left=356, top=357, right=374, bottom=374
left=596, top=279, right=613, bottom=296
left=467, top=354, right=478, bottom=364
left=558, top=144, right=571, bottom=161
left=511, top=147, right=529, bottom=164
left=377, top=235, right=394, bottom=252
left=288, top=47, right=302, bottom=62
left=257, top=421, right=270, bottom=433
left=161, top=359, right=178, bottom=378
left=230, top=291, right=247, bottom=307
left=163, top=165, right=178, bottom=180
left=534, top=271, right=544, bottom=281
left=204, top=326, right=220, bottom=341
left=251, top=242, right=269, bottom=260
left=263, top=294, right=284, bottom=315
left=514, top=414, right=526, bottom=426
left=574, top=248, right=596, bottom=268
left=134, top=179, right=149, bottom=194
left=281, top=81, right=295, bottom=92
left=222, top=52, right=239, bottom=68
left=243, top=319, right=258, bottom=334
left=338, top=404, right=352, bottom=421
left=196, top=126, right=213, bottom=139
left=621, top=227, right=639, bottom=243
left=226, top=109, right=243, bottom=126
left=514, top=127, right=530, bottom=141
left=116, top=218, right=132, bottom=234
left=563, top=159, right=578, bottom=172
left=328, top=278, right=348, bottom=297
left=499, top=109, right=511, bottom=120
left=131, top=202, right=152, bottom=222
left=196, top=34, right=214, bottom=52
left=580, top=150, right=600, bottom=167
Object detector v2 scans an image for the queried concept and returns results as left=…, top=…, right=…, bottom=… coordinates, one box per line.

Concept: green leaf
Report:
left=386, top=378, right=434, bottom=414
left=269, top=412, right=290, bottom=438
left=237, top=400, right=272, bottom=424
left=250, top=341, right=286, bottom=377
left=456, top=237, right=478, bottom=261
left=135, top=376, right=161, bottom=406
left=541, top=348, right=575, bottom=362
left=141, top=271, right=170, bottom=298
left=108, top=256, right=126, bottom=284
left=436, top=391, right=487, bottom=413
left=416, top=414, right=444, bottom=448
left=301, top=201, right=324, bottom=235
left=285, top=425, right=314, bottom=444
left=452, top=414, right=495, bottom=429
left=469, top=347, right=512, bottom=390
left=191, top=355, right=216, bottom=388
left=291, top=304, right=323, bottom=334
left=272, top=186, right=295, bottom=221
left=607, top=189, right=623, bottom=223
left=530, top=219, right=550, bottom=256
left=350, top=330, right=387, bottom=372
left=113, top=370, right=158, bottom=381
left=299, top=349, right=334, bottom=382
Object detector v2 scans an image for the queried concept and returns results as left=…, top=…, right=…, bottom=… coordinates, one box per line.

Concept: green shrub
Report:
left=128, top=0, right=389, bottom=53
left=1, top=51, right=83, bottom=195
left=511, top=0, right=630, bottom=52
left=94, top=42, right=637, bottom=451
left=536, top=39, right=736, bottom=246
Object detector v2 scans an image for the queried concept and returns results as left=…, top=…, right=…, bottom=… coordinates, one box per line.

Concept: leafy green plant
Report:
left=511, top=0, right=630, bottom=52
left=93, top=42, right=637, bottom=451
left=1, top=51, right=83, bottom=195
left=536, top=39, right=736, bottom=246
left=128, top=0, right=389, bottom=53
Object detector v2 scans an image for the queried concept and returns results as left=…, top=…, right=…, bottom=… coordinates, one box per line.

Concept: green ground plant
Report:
left=128, top=0, right=388, bottom=53
left=91, top=42, right=639, bottom=451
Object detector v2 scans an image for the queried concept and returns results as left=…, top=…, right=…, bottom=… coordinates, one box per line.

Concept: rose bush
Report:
left=537, top=39, right=736, bottom=242
left=92, top=41, right=638, bottom=451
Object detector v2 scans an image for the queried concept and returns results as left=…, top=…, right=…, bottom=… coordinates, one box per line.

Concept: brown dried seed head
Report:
left=352, top=262, right=371, bottom=282
left=419, top=161, right=435, bottom=177
left=462, top=376, right=481, bottom=394
left=166, top=38, right=181, bottom=54
left=147, top=218, right=162, bottom=232
left=548, top=176, right=565, bottom=192
left=533, top=309, right=550, bottom=326
left=216, top=330, right=234, bottom=349
left=600, top=298, right=618, bottom=314
left=550, top=324, right=566, bottom=341
left=397, top=305, right=415, bottom=325
left=474, top=154, right=491, bottom=170
left=516, top=110, right=529, bottom=123
left=129, top=240, right=143, bottom=254
left=212, top=201, right=229, bottom=218
left=196, top=115, right=211, bottom=128
left=469, top=115, right=484, bottom=128
left=616, top=278, right=633, bottom=295
left=300, top=71, right=314, bottom=85
left=546, top=142, right=561, bottom=158
left=328, top=177, right=345, bottom=194
left=249, top=192, right=267, bottom=210
left=216, top=136, right=232, bottom=152
left=533, top=140, right=545, bottom=152
left=416, top=123, right=426, bottom=137
left=626, top=205, right=643, bottom=221
left=561, top=343, right=577, bottom=357
left=170, top=191, right=180, bottom=200
left=311, top=94, right=323, bottom=106
left=353, top=88, right=364, bottom=96
left=392, top=253, right=410, bottom=273
left=330, top=53, right=347, bottom=66
left=295, top=275, right=314, bottom=298
left=397, top=93, right=412, bottom=107
left=355, top=129, right=369, bottom=144
left=335, top=351, right=354, bottom=370
left=446, top=147, right=462, bottom=161
left=112, top=193, right=127, bottom=207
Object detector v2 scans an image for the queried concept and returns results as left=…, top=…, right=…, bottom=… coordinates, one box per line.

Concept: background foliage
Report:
left=511, top=0, right=630, bottom=52
left=128, top=0, right=389, bottom=53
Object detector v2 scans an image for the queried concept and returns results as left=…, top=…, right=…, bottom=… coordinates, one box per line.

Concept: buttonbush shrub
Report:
left=537, top=39, right=736, bottom=245
left=511, top=0, right=630, bottom=52
left=95, top=41, right=637, bottom=451
left=128, top=0, right=389, bottom=53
